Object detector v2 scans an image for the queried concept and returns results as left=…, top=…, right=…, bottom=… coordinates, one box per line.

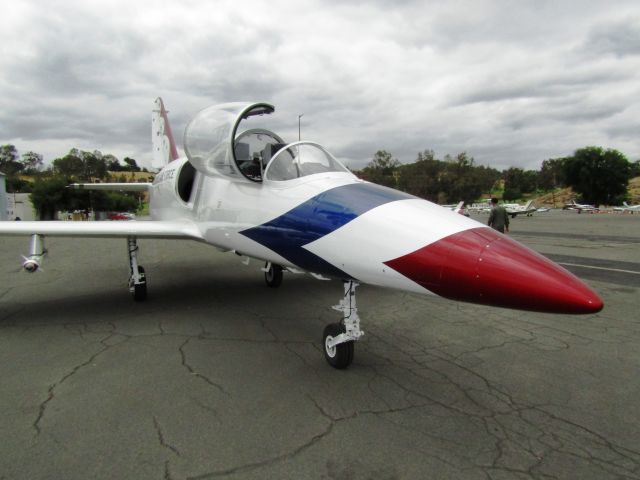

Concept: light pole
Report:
left=298, top=114, right=304, bottom=141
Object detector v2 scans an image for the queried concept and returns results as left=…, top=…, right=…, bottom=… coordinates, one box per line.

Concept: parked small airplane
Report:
left=504, top=200, right=536, bottom=218
left=613, top=201, right=640, bottom=213
left=563, top=200, right=599, bottom=213
left=0, top=99, right=603, bottom=368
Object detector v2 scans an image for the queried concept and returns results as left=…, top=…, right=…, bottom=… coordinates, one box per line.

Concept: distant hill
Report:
left=532, top=176, right=640, bottom=207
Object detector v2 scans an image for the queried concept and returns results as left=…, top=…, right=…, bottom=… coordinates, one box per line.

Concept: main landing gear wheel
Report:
left=264, top=262, right=283, bottom=288
left=323, top=323, right=354, bottom=369
left=131, top=265, right=147, bottom=301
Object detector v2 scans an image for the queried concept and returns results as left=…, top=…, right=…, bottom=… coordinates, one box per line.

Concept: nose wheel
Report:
left=322, top=281, right=363, bottom=369
left=323, top=323, right=354, bottom=369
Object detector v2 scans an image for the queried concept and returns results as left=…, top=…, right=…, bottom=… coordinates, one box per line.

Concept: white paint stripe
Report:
left=304, top=198, right=487, bottom=288
left=558, top=262, right=640, bottom=275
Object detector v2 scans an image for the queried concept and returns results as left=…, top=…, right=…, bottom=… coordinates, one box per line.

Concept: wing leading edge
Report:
left=0, top=220, right=203, bottom=240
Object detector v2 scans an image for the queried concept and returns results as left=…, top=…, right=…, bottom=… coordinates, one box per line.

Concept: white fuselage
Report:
left=149, top=157, right=483, bottom=295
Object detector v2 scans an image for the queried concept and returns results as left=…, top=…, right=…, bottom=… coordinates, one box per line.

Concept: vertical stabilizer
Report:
left=152, top=97, right=179, bottom=169
left=524, top=200, right=534, bottom=210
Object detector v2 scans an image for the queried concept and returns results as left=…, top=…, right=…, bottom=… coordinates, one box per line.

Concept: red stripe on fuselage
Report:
left=384, top=227, right=603, bottom=314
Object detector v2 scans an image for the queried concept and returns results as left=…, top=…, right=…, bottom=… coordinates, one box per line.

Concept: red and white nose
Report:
left=385, top=227, right=603, bottom=314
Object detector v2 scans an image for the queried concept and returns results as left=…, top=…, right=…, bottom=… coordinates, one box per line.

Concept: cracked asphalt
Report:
left=1, top=210, right=639, bottom=479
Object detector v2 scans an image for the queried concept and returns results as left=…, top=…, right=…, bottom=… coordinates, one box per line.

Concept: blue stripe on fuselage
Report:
left=240, top=182, right=414, bottom=278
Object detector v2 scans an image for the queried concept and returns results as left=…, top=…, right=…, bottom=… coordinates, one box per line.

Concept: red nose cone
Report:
left=385, top=227, right=603, bottom=314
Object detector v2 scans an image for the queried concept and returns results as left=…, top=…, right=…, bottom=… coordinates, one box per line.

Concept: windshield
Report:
left=234, top=129, right=285, bottom=182
left=264, top=142, right=350, bottom=181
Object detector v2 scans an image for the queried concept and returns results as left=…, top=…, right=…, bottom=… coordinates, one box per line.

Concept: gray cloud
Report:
left=583, top=18, right=640, bottom=57
left=1, top=0, right=639, bottom=170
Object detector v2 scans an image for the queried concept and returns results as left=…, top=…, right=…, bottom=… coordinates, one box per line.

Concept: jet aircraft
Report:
left=0, top=99, right=604, bottom=369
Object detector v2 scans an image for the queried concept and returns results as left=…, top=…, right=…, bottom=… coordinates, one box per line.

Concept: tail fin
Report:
left=623, top=201, right=630, bottom=207
left=524, top=200, right=534, bottom=210
left=151, top=97, right=179, bottom=169
left=453, top=201, right=464, bottom=214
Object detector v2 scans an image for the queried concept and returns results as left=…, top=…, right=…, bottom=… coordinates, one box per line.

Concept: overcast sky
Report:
left=1, top=0, right=639, bottom=171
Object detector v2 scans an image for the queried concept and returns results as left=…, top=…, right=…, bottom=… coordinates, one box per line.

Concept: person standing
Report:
left=488, top=197, right=509, bottom=233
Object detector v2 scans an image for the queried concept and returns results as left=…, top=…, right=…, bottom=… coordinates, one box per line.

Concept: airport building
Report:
left=1, top=173, right=35, bottom=221
left=0, top=172, right=6, bottom=220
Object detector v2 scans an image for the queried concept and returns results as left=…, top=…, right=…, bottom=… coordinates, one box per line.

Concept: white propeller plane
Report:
left=563, top=200, right=599, bottom=213
left=613, top=201, right=640, bottom=213
left=504, top=200, right=537, bottom=218
left=0, top=99, right=604, bottom=368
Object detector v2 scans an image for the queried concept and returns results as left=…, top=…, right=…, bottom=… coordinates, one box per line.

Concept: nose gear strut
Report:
left=322, top=280, right=364, bottom=369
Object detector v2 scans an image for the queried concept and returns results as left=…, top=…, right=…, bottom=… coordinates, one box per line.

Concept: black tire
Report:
left=264, top=263, right=283, bottom=288
left=323, top=323, right=354, bottom=369
left=132, top=265, right=147, bottom=301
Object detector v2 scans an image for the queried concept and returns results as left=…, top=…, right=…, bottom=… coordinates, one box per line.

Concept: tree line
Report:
left=1, top=144, right=150, bottom=219
left=356, top=147, right=640, bottom=206
left=3, top=143, right=639, bottom=217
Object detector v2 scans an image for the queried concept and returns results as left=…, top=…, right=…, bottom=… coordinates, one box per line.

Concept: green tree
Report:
left=30, top=176, right=72, bottom=220
left=30, top=175, right=115, bottom=219
left=20, top=151, right=44, bottom=174
left=539, top=158, right=568, bottom=190
left=82, top=151, right=108, bottom=179
left=563, top=146, right=632, bottom=206
left=502, top=167, right=539, bottom=200
left=358, top=150, right=401, bottom=187
left=104, top=154, right=123, bottom=171
left=396, top=150, right=442, bottom=200
left=52, top=149, right=108, bottom=180
left=0, top=144, right=23, bottom=176
left=53, top=152, right=84, bottom=178
left=6, top=177, right=32, bottom=193
left=441, top=152, right=484, bottom=204
left=123, top=157, right=141, bottom=172
left=107, top=192, right=139, bottom=212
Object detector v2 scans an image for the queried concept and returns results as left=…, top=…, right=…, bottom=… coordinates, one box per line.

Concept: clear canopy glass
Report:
left=264, top=142, right=350, bottom=181
left=183, top=102, right=274, bottom=179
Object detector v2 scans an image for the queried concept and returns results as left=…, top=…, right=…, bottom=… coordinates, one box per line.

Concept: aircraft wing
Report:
left=0, top=219, right=203, bottom=240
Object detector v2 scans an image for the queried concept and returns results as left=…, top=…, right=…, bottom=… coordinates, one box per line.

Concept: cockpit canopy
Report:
left=183, top=102, right=350, bottom=183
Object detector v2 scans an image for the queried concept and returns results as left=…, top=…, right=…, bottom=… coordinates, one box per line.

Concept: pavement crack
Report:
left=164, top=460, right=173, bottom=480
left=33, top=335, right=114, bottom=435
left=178, top=338, right=229, bottom=397
left=187, top=396, right=336, bottom=479
left=153, top=416, right=181, bottom=457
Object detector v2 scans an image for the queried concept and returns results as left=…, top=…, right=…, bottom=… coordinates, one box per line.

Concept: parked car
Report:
left=108, top=212, right=135, bottom=221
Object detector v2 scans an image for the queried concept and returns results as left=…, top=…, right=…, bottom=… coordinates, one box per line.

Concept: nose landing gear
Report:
left=322, top=281, right=363, bottom=369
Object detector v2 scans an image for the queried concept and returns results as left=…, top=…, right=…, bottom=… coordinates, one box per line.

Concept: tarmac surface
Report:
left=1, top=210, right=639, bottom=479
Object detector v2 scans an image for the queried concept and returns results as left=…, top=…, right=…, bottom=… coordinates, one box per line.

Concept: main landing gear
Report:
left=263, top=261, right=283, bottom=288
left=323, top=281, right=364, bottom=369
left=127, top=237, right=147, bottom=301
